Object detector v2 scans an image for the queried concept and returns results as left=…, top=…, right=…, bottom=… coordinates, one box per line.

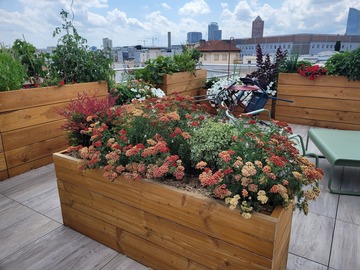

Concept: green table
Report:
left=307, top=128, right=360, bottom=195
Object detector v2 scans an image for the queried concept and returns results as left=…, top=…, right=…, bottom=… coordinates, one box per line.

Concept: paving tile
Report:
left=0, top=226, right=119, bottom=270
left=0, top=202, right=61, bottom=261
left=289, top=211, right=335, bottom=265
left=286, top=253, right=327, bottom=270
left=337, top=195, right=360, bottom=226
left=102, top=254, right=151, bottom=270
left=329, top=220, right=360, bottom=270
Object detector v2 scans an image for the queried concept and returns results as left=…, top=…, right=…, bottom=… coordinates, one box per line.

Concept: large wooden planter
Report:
left=159, top=69, right=207, bottom=97
left=54, top=151, right=293, bottom=270
left=276, top=73, right=360, bottom=130
left=0, top=82, right=108, bottom=180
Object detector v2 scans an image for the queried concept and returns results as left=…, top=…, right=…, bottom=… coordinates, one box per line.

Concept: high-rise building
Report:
left=346, top=8, right=360, bottom=35
left=208, top=22, right=222, bottom=41
left=252, top=16, right=264, bottom=38
left=187, top=32, right=202, bottom=43
left=103, top=38, right=113, bottom=50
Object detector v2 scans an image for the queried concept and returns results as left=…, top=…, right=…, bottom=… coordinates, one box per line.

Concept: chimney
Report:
left=199, top=39, right=206, bottom=47
left=168, top=32, right=171, bottom=48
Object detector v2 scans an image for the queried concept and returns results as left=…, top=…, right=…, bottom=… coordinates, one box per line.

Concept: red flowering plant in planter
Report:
left=60, top=93, right=323, bottom=218
left=298, top=64, right=327, bottom=80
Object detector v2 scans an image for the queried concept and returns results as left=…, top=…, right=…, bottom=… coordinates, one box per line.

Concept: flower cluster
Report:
left=112, top=79, right=165, bottom=105
left=206, top=76, right=242, bottom=107
left=66, top=94, right=208, bottom=182
left=194, top=116, right=323, bottom=219
left=298, top=64, right=327, bottom=80
left=62, top=93, right=323, bottom=219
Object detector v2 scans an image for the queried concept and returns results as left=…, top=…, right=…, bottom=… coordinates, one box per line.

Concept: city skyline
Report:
left=1, top=0, right=360, bottom=49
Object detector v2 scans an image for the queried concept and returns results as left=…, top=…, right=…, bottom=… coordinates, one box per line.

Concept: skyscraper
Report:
left=208, top=22, right=222, bottom=41
left=102, top=38, right=112, bottom=50
left=187, top=32, right=202, bottom=43
left=252, top=16, right=264, bottom=38
left=346, top=8, right=360, bottom=35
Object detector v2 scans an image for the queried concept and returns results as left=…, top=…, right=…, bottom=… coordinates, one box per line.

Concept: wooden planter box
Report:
left=54, top=151, right=293, bottom=270
left=159, top=69, right=207, bottom=97
left=0, top=82, right=108, bottom=180
left=276, top=73, right=360, bottom=130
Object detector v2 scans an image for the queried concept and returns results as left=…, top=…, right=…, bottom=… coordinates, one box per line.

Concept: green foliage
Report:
left=12, top=39, right=48, bottom=81
left=189, top=119, right=238, bottom=169
left=278, top=54, right=311, bottom=73
left=0, top=47, right=27, bottom=91
left=325, top=48, right=360, bottom=81
left=49, top=10, right=115, bottom=87
left=135, top=48, right=201, bottom=85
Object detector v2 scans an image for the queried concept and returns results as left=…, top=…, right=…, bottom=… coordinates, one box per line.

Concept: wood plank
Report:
left=275, top=106, right=360, bottom=126
left=277, top=84, right=360, bottom=100
left=58, top=180, right=272, bottom=269
left=162, top=70, right=207, bottom=84
left=0, top=103, right=68, bottom=132
left=0, top=170, right=9, bottom=181
left=276, top=95, right=360, bottom=113
left=0, top=81, right=108, bottom=113
left=278, top=73, right=360, bottom=88
left=5, top=136, right=68, bottom=168
left=2, top=120, right=66, bottom=151
left=7, top=155, right=55, bottom=178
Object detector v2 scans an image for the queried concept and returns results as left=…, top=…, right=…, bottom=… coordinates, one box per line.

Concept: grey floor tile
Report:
left=102, top=254, right=151, bottom=270
left=286, top=253, right=327, bottom=270
left=329, top=220, right=360, bottom=270
left=337, top=195, right=360, bottom=226
left=289, top=211, right=335, bottom=265
left=0, top=226, right=119, bottom=270
left=0, top=202, right=61, bottom=261
left=339, top=166, right=360, bottom=193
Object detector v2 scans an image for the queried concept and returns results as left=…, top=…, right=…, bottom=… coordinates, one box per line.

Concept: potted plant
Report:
left=54, top=93, right=322, bottom=269
left=276, top=47, right=360, bottom=130
left=134, top=47, right=206, bottom=96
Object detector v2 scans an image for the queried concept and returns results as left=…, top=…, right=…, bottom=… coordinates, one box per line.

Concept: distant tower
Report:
left=102, top=38, right=112, bottom=50
left=252, top=16, right=264, bottom=38
left=187, top=32, right=202, bottom=43
left=168, top=32, right=171, bottom=48
left=346, top=8, right=360, bottom=35
left=208, top=22, right=222, bottom=41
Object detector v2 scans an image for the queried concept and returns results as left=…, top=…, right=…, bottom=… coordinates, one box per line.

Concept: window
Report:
left=214, top=54, right=219, bottom=61
left=203, top=54, right=207, bottom=61
left=222, top=54, right=227, bottom=61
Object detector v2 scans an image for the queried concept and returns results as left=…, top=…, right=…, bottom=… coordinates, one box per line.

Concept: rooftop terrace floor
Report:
left=1, top=124, right=359, bottom=270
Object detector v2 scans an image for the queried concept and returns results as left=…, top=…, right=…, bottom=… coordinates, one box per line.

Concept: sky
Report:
left=1, top=0, right=359, bottom=49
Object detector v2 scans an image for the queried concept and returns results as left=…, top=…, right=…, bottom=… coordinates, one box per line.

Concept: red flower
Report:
left=59, top=80, right=65, bottom=85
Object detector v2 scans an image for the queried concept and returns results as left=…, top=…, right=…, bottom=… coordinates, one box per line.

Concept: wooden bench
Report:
left=307, top=128, right=360, bottom=195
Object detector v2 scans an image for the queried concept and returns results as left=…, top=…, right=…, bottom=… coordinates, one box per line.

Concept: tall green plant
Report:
left=50, top=10, right=114, bottom=87
left=0, top=46, right=27, bottom=91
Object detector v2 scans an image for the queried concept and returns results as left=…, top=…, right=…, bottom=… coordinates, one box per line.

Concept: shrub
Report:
left=325, top=48, right=360, bottom=81
left=0, top=47, right=27, bottom=91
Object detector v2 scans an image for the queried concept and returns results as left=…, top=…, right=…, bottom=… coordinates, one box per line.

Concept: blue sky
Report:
left=0, top=0, right=359, bottom=49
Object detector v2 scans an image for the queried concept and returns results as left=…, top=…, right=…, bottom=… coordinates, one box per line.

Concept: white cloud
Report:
left=161, top=3, right=171, bottom=10
left=179, top=0, right=210, bottom=16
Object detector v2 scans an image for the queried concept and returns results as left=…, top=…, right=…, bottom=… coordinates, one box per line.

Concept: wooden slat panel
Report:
left=0, top=151, right=7, bottom=171
left=6, top=135, right=68, bottom=168
left=53, top=152, right=281, bottom=260
left=7, top=155, right=54, bottom=178
left=162, top=70, right=207, bottom=84
left=0, top=81, right=108, bottom=113
left=2, top=120, right=67, bottom=151
left=0, top=103, right=68, bottom=132
left=59, top=180, right=272, bottom=269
